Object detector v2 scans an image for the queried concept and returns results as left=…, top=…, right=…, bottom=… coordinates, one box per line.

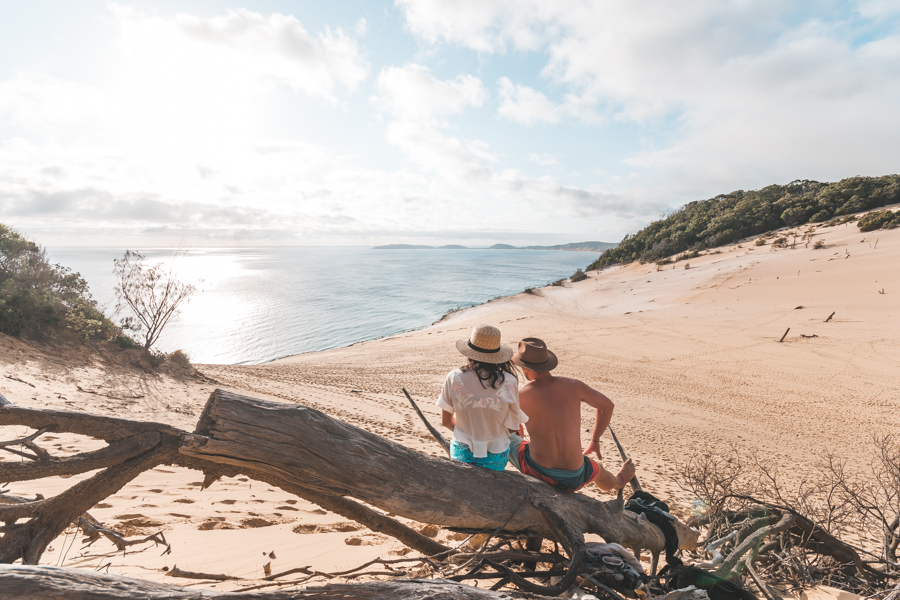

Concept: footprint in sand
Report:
left=198, top=520, right=236, bottom=531
left=241, top=518, right=277, bottom=528
left=292, top=524, right=320, bottom=534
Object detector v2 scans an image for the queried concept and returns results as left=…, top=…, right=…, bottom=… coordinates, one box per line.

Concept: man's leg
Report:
left=590, top=458, right=635, bottom=491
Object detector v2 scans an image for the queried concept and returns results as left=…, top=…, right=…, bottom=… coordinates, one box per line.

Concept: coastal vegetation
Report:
left=113, top=250, right=200, bottom=351
left=0, top=224, right=117, bottom=340
left=588, top=174, right=900, bottom=269
left=0, top=223, right=198, bottom=372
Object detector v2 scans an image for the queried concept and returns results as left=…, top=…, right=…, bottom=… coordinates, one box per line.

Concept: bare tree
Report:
left=113, top=250, right=199, bottom=351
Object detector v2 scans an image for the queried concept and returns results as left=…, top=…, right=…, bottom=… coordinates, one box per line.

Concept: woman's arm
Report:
left=441, top=409, right=456, bottom=431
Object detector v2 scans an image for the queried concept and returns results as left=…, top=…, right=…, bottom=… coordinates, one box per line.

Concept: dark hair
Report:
left=461, top=359, right=519, bottom=390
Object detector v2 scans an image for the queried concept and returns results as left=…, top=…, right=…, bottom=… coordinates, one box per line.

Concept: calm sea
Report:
left=46, top=247, right=595, bottom=365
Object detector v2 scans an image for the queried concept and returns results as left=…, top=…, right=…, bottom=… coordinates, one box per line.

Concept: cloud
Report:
left=373, top=64, right=496, bottom=181
left=115, top=5, right=369, bottom=101
left=496, top=77, right=560, bottom=125
left=374, top=63, right=487, bottom=124
left=398, top=1, right=900, bottom=200
left=0, top=72, right=107, bottom=134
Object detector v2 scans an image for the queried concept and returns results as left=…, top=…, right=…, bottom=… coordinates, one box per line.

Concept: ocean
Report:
left=46, top=246, right=596, bottom=365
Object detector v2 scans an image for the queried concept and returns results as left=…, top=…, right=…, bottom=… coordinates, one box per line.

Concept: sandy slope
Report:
left=1, top=214, right=898, bottom=593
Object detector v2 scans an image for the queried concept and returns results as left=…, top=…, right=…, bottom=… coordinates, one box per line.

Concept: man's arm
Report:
left=579, top=382, right=614, bottom=460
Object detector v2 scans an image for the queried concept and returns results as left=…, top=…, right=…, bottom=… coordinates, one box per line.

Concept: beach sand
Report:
left=1, top=215, right=898, bottom=593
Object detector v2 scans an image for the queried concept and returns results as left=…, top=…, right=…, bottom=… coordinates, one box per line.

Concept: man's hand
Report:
left=584, top=439, right=602, bottom=461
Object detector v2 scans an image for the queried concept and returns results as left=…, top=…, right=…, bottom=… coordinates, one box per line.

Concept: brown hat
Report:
left=456, top=325, right=514, bottom=364
left=512, top=337, right=558, bottom=372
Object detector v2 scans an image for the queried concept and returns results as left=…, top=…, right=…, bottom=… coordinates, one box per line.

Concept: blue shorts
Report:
left=450, top=440, right=509, bottom=471
left=507, top=433, right=599, bottom=491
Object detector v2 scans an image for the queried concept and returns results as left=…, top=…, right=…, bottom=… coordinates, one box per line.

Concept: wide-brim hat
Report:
left=456, top=324, right=514, bottom=364
left=512, top=337, right=558, bottom=372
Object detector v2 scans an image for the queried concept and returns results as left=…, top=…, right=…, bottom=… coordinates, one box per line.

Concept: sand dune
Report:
left=1, top=215, right=897, bottom=592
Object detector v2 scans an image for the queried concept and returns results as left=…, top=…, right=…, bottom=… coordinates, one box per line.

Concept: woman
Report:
left=436, top=324, right=528, bottom=470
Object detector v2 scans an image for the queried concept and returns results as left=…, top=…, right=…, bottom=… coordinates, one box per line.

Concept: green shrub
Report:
left=169, top=349, right=191, bottom=368
left=570, top=268, right=587, bottom=282
left=550, top=278, right=566, bottom=287
left=858, top=210, right=898, bottom=232
left=0, top=224, right=117, bottom=339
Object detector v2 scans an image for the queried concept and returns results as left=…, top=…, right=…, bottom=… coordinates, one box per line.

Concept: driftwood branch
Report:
left=0, top=388, right=698, bottom=596
left=0, top=565, right=557, bottom=599
left=403, top=387, right=450, bottom=456
left=0, top=431, right=160, bottom=483
left=715, top=512, right=794, bottom=577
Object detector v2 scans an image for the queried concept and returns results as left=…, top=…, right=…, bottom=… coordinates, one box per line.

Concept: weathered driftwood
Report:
left=1, top=388, right=696, bottom=590
left=0, top=436, right=173, bottom=563
left=0, top=565, right=556, bottom=599
left=180, top=390, right=693, bottom=555
left=0, top=396, right=448, bottom=561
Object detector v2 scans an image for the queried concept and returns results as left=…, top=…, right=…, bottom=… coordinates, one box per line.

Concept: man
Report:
left=508, top=337, right=635, bottom=492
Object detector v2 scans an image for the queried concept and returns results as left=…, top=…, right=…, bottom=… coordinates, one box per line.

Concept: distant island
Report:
left=373, top=241, right=617, bottom=252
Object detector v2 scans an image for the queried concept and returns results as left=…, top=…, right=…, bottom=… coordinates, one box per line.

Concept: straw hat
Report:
left=511, top=337, right=558, bottom=372
left=456, top=325, right=514, bottom=364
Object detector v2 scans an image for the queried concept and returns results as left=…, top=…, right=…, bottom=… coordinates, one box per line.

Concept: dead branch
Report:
left=1, top=565, right=559, bottom=598
left=77, top=516, right=171, bottom=555
left=403, top=387, right=450, bottom=456
left=0, top=431, right=160, bottom=483
left=166, top=565, right=239, bottom=581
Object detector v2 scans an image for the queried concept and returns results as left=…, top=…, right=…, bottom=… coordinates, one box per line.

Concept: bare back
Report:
left=518, top=375, right=593, bottom=470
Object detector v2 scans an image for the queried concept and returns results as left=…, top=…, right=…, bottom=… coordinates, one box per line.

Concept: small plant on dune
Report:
left=113, top=250, right=201, bottom=351
left=550, top=278, right=566, bottom=287
left=570, top=268, right=588, bottom=282
left=683, top=262, right=691, bottom=269
left=442, top=304, right=463, bottom=316
left=813, top=239, right=826, bottom=249
left=169, top=349, right=191, bottom=368
left=755, top=238, right=767, bottom=246
left=772, top=237, right=788, bottom=248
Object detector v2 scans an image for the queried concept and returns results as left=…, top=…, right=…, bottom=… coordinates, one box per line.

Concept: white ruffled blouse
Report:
left=436, top=368, right=529, bottom=458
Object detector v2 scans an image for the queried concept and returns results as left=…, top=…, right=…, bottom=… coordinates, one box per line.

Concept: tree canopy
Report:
left=588, top=174, right=900, bottom=270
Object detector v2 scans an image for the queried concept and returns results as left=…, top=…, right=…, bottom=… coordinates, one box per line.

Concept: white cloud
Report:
left=497, top=77, right=559, bottom=125
left=374, top=63, right=487, bottom=124
left=123, top=5, right=370, bottom=100
left=398, top=1, right=900, bottom=199
left=373, top=64, right=496, bottom=182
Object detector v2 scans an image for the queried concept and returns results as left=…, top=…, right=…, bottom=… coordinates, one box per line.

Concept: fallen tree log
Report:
left=0, top=565, right=556, bottom=600
left=1, top=388, right=697, bottom=586
left=179, top=390, right=696, bottom=555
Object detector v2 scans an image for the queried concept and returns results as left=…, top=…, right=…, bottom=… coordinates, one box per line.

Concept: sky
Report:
left=1, top=1, right=899, bottom=247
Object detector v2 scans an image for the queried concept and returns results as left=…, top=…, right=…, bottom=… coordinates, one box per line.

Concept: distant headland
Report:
left=373, top=241, right=617, bottom=252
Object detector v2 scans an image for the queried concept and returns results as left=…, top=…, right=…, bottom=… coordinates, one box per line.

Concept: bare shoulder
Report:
left=551, top=375, right=589, bottom=391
